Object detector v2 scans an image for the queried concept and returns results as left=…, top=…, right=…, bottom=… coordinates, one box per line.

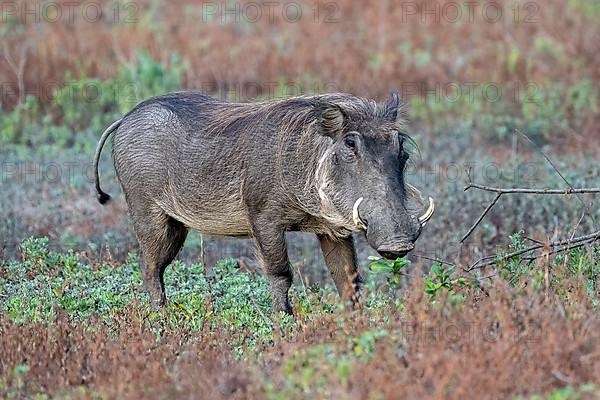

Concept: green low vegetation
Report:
left=1, top=237, right=599, bottom=398
left=3, top=237, right=599, bottom=340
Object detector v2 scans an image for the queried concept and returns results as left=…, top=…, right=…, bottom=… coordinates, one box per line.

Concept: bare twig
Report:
left=413, top=254, right=455, bottom=266
left=478, top=272, right=497, bottom=280
left=464, top=183, right=600, bottom=195
left=515, top=129, right=580, bottom=197
left=569, top=211, right=587, bottom=242
left=460, top=183, right=599, bottom=243
left=461, top=129, right=598, bottom=243
left=516, top=129, right=594, bottom=221
left=458, top=130, right=598, bottom=275
left=521, top=240, right=591, bottom=264
left=461, top=193, right=502, bottom=243
left=467, top=229, right=600, bottom=271
left=524, top=236, right=545, bottom=246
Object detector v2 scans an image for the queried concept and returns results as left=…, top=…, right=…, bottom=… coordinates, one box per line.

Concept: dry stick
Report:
left=466, top=229, right=600, bottom=271
left=460, top=129, right=599, bottom=270
left=521, top=241, right=590, bottom=264
left=570, top=212, right=587, bottom=242
left=515, top=129, right=586, bottom=206
left=515, top=129, right=596, bottom=249
left=460, top=192, right=502, bottom=243
left=524, top=236, right=545, bottom=246
left=460, top=184, right=600, bottom=243
left=413, top=254, right=455, bottom=266
left=562, top=211, right=588, bottom=270
left=461, top=129, right=598, bottom=243
left=469, top=239, right=557, bottom=270
left=464, top=183, right=600, bottom=195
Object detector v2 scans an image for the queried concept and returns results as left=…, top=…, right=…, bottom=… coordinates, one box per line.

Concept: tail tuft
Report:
left=94, top=118, right=122, bottom=207
left=97, top=191, right=111, bottom=205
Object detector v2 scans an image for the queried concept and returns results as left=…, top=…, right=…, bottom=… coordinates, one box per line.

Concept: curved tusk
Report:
left=418, top=197, right=435, bottom=225
left=352, top=197, right=367, bottom=230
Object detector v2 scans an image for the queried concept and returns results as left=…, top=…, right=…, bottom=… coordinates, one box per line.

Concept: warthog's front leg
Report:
left=318, top=235, right=362, bottom=304
left=251, top=220, right=293, bottom=314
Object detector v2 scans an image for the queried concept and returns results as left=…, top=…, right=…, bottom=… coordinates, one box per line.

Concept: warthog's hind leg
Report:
left=251, top=219, right=293, bottom=314
left=318, top=235, right=362, bottom=305
left=130, top=203, right=188, bottom=309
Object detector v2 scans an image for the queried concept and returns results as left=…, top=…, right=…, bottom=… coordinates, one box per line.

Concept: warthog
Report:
left=94, top=91, right=434, bottom=313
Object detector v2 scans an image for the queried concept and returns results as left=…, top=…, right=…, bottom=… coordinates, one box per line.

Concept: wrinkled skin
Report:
left=94, top=91, right=432, bottom=314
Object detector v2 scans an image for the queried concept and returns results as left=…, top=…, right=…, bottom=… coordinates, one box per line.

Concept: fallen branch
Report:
left=460, top=192, right=502, bottom=243
left=466, top=229, right=600, bottom=271
left=413, top=254, right=455, bottom=266
left=456, top=129, right=599, bottom=274
left=515, top=128, right=589, bottom=213
left=464, top=183, right=600, bottom=195
left=460, top=183, right=599, bottom=243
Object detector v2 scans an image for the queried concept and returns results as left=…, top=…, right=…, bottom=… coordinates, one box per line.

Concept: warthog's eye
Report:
left=344, top=135, right=357, bottom=150
left=340, top=133, right=359, bottom=162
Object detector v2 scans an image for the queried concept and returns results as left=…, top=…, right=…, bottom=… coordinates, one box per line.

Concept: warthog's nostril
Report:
left=376, top=243, right=415, bottom=259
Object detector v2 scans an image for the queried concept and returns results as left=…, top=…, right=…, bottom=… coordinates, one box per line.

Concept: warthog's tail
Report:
left=94, top=119, right=122, bottom=205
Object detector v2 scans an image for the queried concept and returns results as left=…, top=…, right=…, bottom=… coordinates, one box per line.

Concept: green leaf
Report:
left=369, top=261, right=392, bottom=272
left=431, top=262, right=442, bottom=276
left=392, top=258, right=410, bottom=271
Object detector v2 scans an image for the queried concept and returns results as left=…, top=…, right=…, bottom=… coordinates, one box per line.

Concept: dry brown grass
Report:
left=0, top=308, right=256, bottom=399
left=2, top=278, right=600, bottom=399
left=2, top=1, right=599, bottom=117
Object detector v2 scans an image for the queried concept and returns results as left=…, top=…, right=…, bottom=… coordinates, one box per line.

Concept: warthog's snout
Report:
left=376, top=241, right=415, bottom=259
left=354, top=194, right=434, bottom=259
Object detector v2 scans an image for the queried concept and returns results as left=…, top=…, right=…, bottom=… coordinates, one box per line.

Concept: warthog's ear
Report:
left=378, top=90, right=403, bottom=123
left=315, top=101, right=345, bottom=138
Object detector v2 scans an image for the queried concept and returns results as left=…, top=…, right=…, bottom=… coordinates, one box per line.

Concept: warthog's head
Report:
left=314, top=92, right=434, bottom=259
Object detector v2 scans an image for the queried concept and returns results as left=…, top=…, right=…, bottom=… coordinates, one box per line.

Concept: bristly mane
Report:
left=198, top=93, right=407, bottom=139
